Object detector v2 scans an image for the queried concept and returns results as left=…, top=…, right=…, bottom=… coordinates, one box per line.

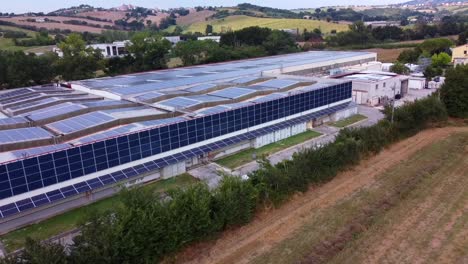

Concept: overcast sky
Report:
left=2, top=0, right=408, bottom=14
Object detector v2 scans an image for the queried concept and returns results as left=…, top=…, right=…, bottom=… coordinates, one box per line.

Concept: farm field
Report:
left=171, top=126, right=468, bottom=264
left=0, top=16, right=113, bottom=33
left=362, top=48, right=413, bottom=63
left=183, top=15, right=348, bottom=34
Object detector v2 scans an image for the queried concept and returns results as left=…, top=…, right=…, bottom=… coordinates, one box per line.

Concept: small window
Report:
left=383, top=82, right=386, bottom=88
left=375, top=84, right=379, bottom=90
left=464, top=50, right=467, bottom=55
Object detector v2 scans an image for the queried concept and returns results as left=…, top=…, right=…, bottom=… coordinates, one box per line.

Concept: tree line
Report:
left=3, top=84, right=465, bottom=262
left=0, top=27, right=298, bottom=89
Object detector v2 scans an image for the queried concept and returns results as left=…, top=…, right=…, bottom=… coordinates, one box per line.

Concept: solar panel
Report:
left=0, top=117, right=29, bottom=127
left=0, top=127, right=53, bottom=144
left=6, top=97, right=58, bottom=112
left=0, top=88, right=32, bottom=101
left=80, top=100, right=131, bottom=108
left=197, top=105, right=230, bottom=115
left=25, top=103, right=87, bottom=122
left=209, top=87, right=256, bottom=99
left=187, top=95, right=225, bottom=103
left=0, top=93, right=42, bottom=106
left=157, top=97, right=200, bottom=109
left=257, top=79, right=300, bottom=89
left=73, top=124, right=140, bottom=144
left=9, top=144, right=71, bottom=159
left=138, top=117, right=187, bottom=127
left=46, top=112, right=116, bottom=135
left=250, top=93, right=286, bottom=103
left=134, top=92, right=165, bottom=102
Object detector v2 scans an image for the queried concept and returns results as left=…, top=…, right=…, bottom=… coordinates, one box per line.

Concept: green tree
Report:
left=418, top=38, right=453, bottom=56
left=440, top=65, right=468, bottom=118
left=390, top=61, right=410, bottom=74
left=397, top=48, right=421, bottom=64
left=55, top=33, right=103, bottom=81
left=126, top=32, right=171, bottom=71
left=262, top=30, right=298, bottom=55
left=174, top=40, right=219, bottom=66
left=431, top=52, right=451, bottom=68
left=205, top=24, right=213, bottom=35
left=19, top=238, right=67, bottom=264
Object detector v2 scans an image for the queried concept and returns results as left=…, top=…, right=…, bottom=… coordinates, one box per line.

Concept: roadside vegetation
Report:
left=0, top=173, right=198, bottom=253
left=330, top=114, right=367, bottom=128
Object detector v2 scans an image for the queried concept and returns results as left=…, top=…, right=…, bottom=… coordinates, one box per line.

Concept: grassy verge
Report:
left=252, top=132, right=468, bottom=264
left=0, top=173, right=198, bottom=252
left=216, top=130, right=322, bottom=169
left=330, top=114, right=367, bottom=128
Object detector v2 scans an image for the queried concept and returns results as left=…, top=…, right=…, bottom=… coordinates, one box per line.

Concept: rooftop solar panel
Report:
left=197, top=105, right=230, bottom=115
left=250, top=93, right=287, bottom=103
left=6, top=98, right=58, bottom=111
left=0, top=127, right=53, bottom=144
left=73, top=124, right=140, bottom=144
left=138, top=117, right=187, bottom=127
left=25, top=103, right=87, bottom=122
left=0, top=93, right=43, bottom=106
left=46, top=112, right=116, bottom=135
left=134, top=92, right=165, bottom=102
left=208, top=87, right=256, bottom=99
left=257, top=79, right=300, bottom=89
left=0, top=88, right=32, bottom=100
left=9, top=144, right=71, bottom=159
left=187, top=95, right=225, bottom=103
left=157, top=97, right=200, bottom=109
left=0, top=117, right=29, bottom=127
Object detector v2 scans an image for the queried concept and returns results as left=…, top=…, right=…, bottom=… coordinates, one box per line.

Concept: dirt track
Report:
left=173, top=127, right=468, bottom=264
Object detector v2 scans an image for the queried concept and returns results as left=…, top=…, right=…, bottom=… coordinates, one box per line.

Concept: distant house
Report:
left=451, top=44, right=468, bottom=66
left=364, top=21, right=400, bottom=28
left=303, top=15, right=312, bottom=20
left=35, top=18, right=45, bottom=23
left=197, top=36, right=221, bottom=43
left=53, top=41, right=130, bottom=58
left=164, top=36, right=181, bottom=45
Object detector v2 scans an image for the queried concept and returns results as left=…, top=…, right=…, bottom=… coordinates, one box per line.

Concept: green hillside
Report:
left=182, top=15, right=348, bottom=34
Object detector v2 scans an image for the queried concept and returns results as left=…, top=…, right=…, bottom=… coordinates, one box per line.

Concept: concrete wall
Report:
left=351, top=77, right=402, bottom=106
left=161, top=162, right=186, bottom=179
left=254, top=123, right=307, bottom=149
left=332, top=105, right=358, bottom=122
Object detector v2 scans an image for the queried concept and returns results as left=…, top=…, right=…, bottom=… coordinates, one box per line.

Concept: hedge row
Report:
left=1, top=96, right=448, bottom=264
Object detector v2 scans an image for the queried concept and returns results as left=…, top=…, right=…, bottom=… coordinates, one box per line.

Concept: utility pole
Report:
left=391, top=84, right=396, bottom=123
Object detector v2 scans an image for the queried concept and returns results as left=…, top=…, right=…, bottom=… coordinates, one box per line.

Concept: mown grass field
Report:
left=331, top=114, right=367, bottom=128
left=183, top=15, right=348, bottom=34
left=0, top=25, right=43, bottom=52
left=0, top=173, right=198, bottom=252
left=216, top=130, right=322, bottom=169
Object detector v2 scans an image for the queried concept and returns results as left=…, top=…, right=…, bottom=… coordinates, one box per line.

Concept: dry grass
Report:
left=177, top=10, right=216, bottom=26
left=184, top=15, right=348, bottom=34
left=0, top=16, right=114, bottom=33
left=362, top=48, right=413, bottom=63
left=252, top=131, right=468, bottom=264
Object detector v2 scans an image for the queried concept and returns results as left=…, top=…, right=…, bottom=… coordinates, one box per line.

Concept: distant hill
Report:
left=400, top=0, right=468, bottom=5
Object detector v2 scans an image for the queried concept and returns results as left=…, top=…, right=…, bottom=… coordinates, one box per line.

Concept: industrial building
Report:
left=0, top=51, right=376, bottom=227
left=332, top=71, right=409, bottom=106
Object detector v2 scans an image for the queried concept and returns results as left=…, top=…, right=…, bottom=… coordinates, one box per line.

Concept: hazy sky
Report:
left=2, top=0, right=407, bottom=14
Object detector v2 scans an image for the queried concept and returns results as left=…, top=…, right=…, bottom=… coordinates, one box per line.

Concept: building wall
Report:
left=452, top=45, right=468, bottom=62
left=0, top=83, right=352, bottom=199
left=351, top=77, right=402, bottom=106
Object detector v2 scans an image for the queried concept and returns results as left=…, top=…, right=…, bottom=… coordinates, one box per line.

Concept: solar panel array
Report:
left=0, top=101, right=353, bottom=219
left=6, top=98, right=58, bottom=112
left=0, top=88, right=32, bottom=100
left=74, top=124, right=140, bottom=144
left=0, top=127, right=53, bottom=144
left=80, top=100, right=132, bottom=108
left=208, top=87, right=256, bottom=99
left=0, top=117, right=29, bottom=127
left=134, top=92, right=165, bottom=102
left=45, top=112, right=116, bottom=135
left=250, top=93, right=287, bottom=103
left=230, top=76, right=262, bottom=84
left=25, top=103, right=87, bottom=122
left=9, top=144, right=71, bottom=159
left=0, top=82, right=352, bottom=199
left=157, top=97, right=201, bottom=109
left=258, top=79, right=300, bottom=89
